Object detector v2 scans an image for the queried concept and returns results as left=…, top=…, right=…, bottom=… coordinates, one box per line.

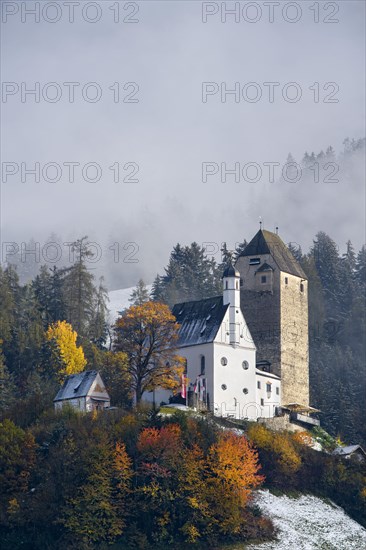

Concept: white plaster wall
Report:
left=215, top=306, right=255, bottom=348
left=256, top=372, right=281, bottom=418
left=213, top=341, right=257, bottom=419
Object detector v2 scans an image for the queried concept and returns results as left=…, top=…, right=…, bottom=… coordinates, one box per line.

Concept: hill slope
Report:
left=247, top=489, right=366, bottom=549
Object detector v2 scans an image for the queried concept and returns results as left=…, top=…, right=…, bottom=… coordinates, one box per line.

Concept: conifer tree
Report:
left=129, top=278, right=150, bottom=306
left=233, top=239, right=248, bottom=261
left=62, top=237, right=96, bottom=337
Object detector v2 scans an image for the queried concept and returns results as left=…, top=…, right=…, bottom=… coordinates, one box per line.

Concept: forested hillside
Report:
left=0, top=139, right=365, bottom=447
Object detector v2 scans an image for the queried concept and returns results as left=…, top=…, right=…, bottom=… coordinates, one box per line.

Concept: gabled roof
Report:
left=239, top=229, right=307, bottom=279
left=333, top=445, right=366, bottom=457
left=54, top=370, right=99, bottom=402
left=172, top=295, right=228, bottom=347
left=255, top=262, right=274, bottom=273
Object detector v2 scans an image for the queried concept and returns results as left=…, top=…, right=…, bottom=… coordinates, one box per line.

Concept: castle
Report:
left=236, top=228, right=309, bottom=407
left=151, top=227, right=315, bottom=423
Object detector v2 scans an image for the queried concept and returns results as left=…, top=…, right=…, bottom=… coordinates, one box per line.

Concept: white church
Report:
left=147, top=228, right=320, bottom=425
left=149, top=262, right=281, bottom=420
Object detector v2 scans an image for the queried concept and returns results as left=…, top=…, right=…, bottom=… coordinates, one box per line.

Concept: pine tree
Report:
left=154, top=242, right=221, bottom=306
left=151, top=274, right=165, bottom=302
left=62, top=237, right=96, bottom=338
left=0, top=340, right=16, bottom=411
left=90, top=277, right=109, bottom=348
left=233, top=239, right=248, bottom=261
left=129, top=279, right=150, bottom=306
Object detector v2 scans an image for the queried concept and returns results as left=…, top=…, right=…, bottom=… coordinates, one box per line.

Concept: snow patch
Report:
left=247, top=489, right=366, bottom=549
left=108, top=285, right=152, bottom=322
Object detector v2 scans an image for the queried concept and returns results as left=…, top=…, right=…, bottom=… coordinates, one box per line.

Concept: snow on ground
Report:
left=107, top=286, right=153, bottom=322
left=247, top=489, right=366, bottom=550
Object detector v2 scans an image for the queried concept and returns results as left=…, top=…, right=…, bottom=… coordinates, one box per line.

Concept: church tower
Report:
left=235, top=229, right=309, bottom=406
left=222, top=262, right=241, bottom=345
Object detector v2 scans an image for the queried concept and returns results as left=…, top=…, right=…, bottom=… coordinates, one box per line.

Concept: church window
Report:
left=260, top=398, right=264, bottom=406
left=243, top=388, right=248, bottom=394
left=236, top=281, right=238, bottom=289
left=257, top=381, right=261, bottom=389
left=300, top=283, right=304, bottom=292
left=261, top=276, right=267, bottom=283
left=276, top=387, right=280, bottom=395
left=266, top=383, right=272, bottom=393
left=225, top=281, right=228, bottom=289
left=221, top=357, right=228, bottom=366
left=200, top=356, right=205, bottom=375
left=285, top=277, right=288, bottom=284
left=250, top=258, right=260, bottom=265
left=242, top=361, right=249, bottom=370
left=221, top=384, right=227, bottom=390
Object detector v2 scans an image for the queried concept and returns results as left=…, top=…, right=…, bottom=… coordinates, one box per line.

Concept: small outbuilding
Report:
left=54, top=370, right=110, bottom=412
left=332, top=445, right=366, bottom=463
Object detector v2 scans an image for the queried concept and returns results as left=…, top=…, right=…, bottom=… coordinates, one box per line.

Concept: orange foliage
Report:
left=208, top=431, right=264, bottom=507
left=115, top=301, right=185, bottom=402
left=137, top=424, right=182, bottom=468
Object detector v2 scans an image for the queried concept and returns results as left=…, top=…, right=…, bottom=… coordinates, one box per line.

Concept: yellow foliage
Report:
left=247, top=423, right=273, bottom=449
left=115, top=301, right=185, bottom=401
left=7, top=498, right=19, bottom=515
left=46, top=320, right=86, bottom=382
left=208, top=431, right=264, bottom=507
left=247, top=423, right=301, bottom=475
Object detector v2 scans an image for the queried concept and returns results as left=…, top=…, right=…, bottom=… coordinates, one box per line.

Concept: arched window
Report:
left=225, top=281, right=228, bottom=289
left=200, top=355, right=205, bottom=375
left=236, top=281, right=238, bottom=289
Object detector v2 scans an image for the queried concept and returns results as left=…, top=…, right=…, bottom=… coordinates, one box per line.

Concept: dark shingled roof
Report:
left=222, top=262, right=240, bottom=278
left=54, top=370, right=98, bottom=402
left=240, top=230, right=307, bottom=279
left=172, top=295, right=228, bottom=347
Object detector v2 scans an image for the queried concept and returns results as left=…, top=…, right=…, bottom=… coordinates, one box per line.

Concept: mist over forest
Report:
left=3, top=137, right=365, bottom=290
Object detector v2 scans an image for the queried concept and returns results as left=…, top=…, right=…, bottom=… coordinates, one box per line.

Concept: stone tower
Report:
left=235, top=229, right=309, bottom=406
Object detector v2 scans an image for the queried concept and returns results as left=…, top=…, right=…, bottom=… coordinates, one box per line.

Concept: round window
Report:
left=221, top=384, right=227, bottom=390
left=221, top=357, right=228, bottom=366
left=242, top=361, right=249, bottom=370
left=243, top=388, right=248, bottom=395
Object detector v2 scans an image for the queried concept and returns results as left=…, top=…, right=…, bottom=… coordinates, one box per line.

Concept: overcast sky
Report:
left=1, top=1, right=365, bottom=287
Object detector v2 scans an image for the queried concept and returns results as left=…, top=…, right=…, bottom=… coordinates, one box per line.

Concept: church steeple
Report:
left=222, top=262, right=241, bottom=345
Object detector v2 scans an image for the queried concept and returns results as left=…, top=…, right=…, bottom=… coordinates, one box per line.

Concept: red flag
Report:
left=181, top=374, right=186, bottom=399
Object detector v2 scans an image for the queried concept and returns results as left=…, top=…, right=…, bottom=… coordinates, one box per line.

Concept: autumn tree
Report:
left=114, top=302, right=184, bottom=403
left=45, top=321, right=86, bottom=382
left=205, top=431, right=264, bottom=535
